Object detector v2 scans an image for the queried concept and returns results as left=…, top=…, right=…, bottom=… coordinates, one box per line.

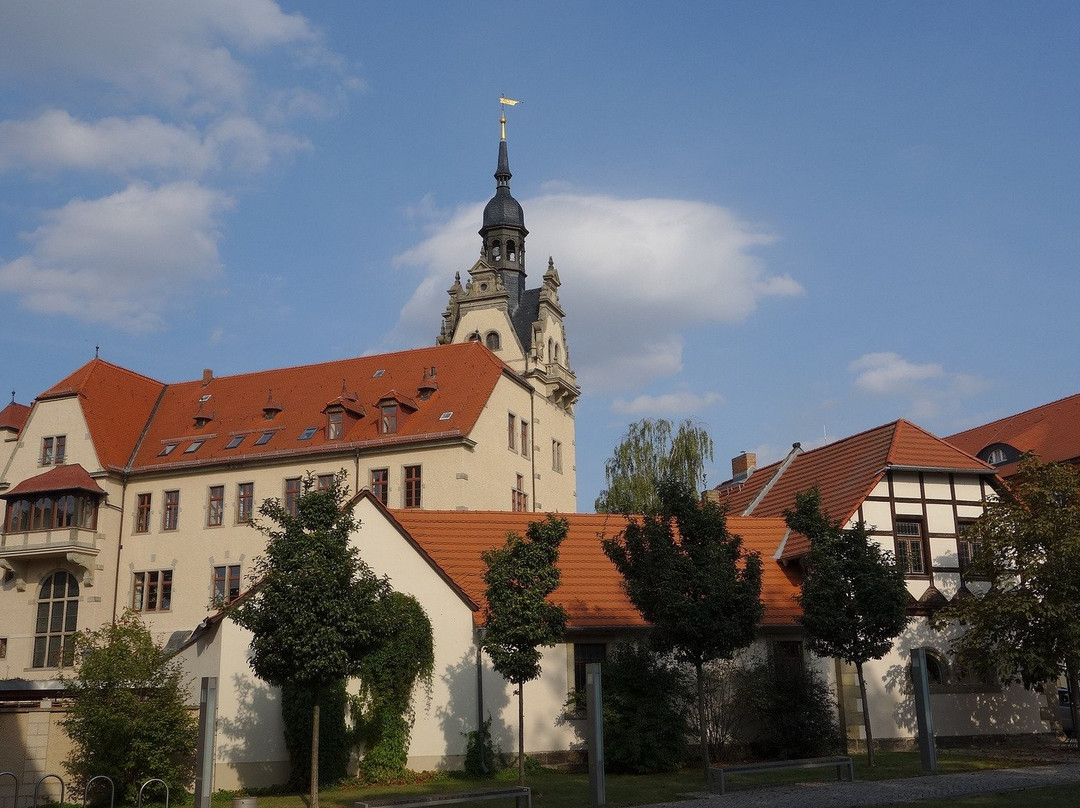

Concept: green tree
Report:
left=934, top=455, right=1080, bottom=739
left=61, top=611, right=197, bottom=803
left=595, top=418, right=714, bottom=513
left=784, top=487, right=910, bottom=766
left=602, top=478, right=763, bottom=779
left=228, top=475, right=389, bottom=808
left=481, top=515, right=569, bottom=786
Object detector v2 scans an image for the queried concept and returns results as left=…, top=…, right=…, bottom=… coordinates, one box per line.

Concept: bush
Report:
left=602, top=643, right=692, bottom=773
left=734, top=658, right=842, bottom=760
left=463, top=716, right=504, bottom=778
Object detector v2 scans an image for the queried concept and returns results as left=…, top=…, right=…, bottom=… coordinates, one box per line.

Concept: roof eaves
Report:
left=885, top=464, right=998, bottom=476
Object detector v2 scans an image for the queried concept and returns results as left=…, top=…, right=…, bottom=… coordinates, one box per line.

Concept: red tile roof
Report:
left=0, top=402, right=30, bottom=432
left=385, top=508, right=799, bottom=629
left=713, top=420, right=994, bottom=559
left=1, top=464, right=106, bottom=498
left=947, top=392, right=1080, bottom=475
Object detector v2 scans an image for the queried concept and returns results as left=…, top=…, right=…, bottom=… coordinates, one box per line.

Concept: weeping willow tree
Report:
left=595, top=419, right=714, bottom=514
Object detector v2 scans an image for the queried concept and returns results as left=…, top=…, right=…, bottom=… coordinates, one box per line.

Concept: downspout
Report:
left=354, top=448, right=361, bottom=494
left=475, top=626, right=488, bottom=773
left=530, top=391, right=537, bottom=510
left=109, top=472, right=128, bottom=624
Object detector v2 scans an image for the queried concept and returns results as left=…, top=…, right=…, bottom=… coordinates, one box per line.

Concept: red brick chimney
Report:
left=731, top=451, right=756, bottom=480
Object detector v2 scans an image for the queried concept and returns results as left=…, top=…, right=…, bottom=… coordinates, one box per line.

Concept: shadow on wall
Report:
left=216, top=674, right=286, bottom=787
left=437, top=649, right=511, bottom=765
left=0, top=708, right=48, bottom=808
left=883, top=621, right=1045, bottom=737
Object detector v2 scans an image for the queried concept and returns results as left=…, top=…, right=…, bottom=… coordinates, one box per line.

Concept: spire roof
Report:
left=481, top=136, right=526, bottom=233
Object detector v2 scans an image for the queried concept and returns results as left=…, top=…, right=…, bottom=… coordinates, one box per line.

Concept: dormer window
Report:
left=380, top=403, right=398, bottom=435
left=327, top=409, right=343, bottom=440
left=986, top=448, right=1007, bottom=465
left=193, top=413, right=213, bottom=429
left=41, top=436, right=66, bottom=466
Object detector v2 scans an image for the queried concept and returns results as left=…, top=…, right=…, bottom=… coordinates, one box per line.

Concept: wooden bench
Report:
left=354, top=786, right=531, bottom=808
left=708, top=755, right=854, bottom=794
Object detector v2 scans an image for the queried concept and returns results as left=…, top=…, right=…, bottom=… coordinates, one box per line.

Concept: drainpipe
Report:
left=110, top=473, right=128, bottom=624
left=475, top=625, right=488, bottom=773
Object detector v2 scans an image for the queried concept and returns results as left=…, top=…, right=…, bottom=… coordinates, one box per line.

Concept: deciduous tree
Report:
left=481, top=515, right=569, bottom=785
left=228, top=475, right=389, bottom=808
left=595, top=418, right=714, bottom=513
left=784, top=487, right=910, bottom=766
left=602, top=479, right=763, bottom=779
left=61, top=611, right=197, bottom=803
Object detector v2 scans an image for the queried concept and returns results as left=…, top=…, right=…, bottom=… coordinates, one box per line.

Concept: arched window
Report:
left=547, top=338, right=553, bottom=361
left=506, top=241, right=516, bottom=261
left=468, top=331, right=482, bottom=342
left=33, top=571, right=79, bottom=668
left=986, top=448, right=1007, bottom=465
left=491, top=241, right=501, bottom=261
left=924, top=650, right=945, bottom=685
left=486, top=331, right=501, bottom=351
left=554, top=343, right=561, bottom=363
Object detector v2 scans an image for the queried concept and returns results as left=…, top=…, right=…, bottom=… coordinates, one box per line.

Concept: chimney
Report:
left=202, top=368, right=213, bottom=387
left=731, top=451, right=757, bottom=481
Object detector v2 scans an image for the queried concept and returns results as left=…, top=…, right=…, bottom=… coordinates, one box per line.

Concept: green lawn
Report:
left=210, top=749, right=1074, bottom=808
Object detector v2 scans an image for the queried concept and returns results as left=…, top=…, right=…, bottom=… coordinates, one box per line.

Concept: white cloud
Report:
left=0, top=182, right=233, bottom=332
left=849, top=351, right=988, bottom=421
left=611, top=390, right=724, bottom=417
left=391, top=193, right=802, bottom=393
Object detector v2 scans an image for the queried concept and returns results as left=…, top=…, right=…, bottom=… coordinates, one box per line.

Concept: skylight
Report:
left=372, top=369, right=385, bottom=378
left=184, top=440, right=204, bottom=454
left=158, top=443, right=178, bottom=456
left=254, top=431, right=274, bottom=446
left=225, top=436, right=244, bottom=449
left=439, top=412, right=453, bottom=421
left=298, top=427, right=317, bottom=441
left=199, top=394, right=212, bottom=403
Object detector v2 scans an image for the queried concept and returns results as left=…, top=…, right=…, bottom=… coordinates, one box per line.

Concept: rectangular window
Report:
left=521, top=421, right=529, bottom=458
left=254, top=430, right=274, bottom=446
left=163, top=490, right=180, bottom=531
left=135, top=493, right=152, bottom=533
left=41, top=435, right=65, bottom=465
left=237, top=482, right=254, bottom=523
left=958, top=520, right=984, bottom=576
left=895, top=519, right=927, bottom=575
left=225, top=435, right=244, bottom=449
left=327, top=410, right=343, bottom=440
left=380, top=404, right=398, bottom=435
left=552, top=439, right=563, bottom=473
left=132, top=570, right=172, bottom=612
left=213, top=564, right=242, bottom=605
left=285, top=477, right=301, bottom=517
left=508, top=413, right=516, bottom=451
left=573, top=643, right=606, bottom=695
left=317, top=473, right=335, bottom=491
left=207, top=485, right=224, bottom=527
left=512, top=474, right=529, bottom=512
left=771, top=639, right=804, bottom=683
left=371, top=468, right=389, bottom=506
left=404, top=465, right=422, bottom=508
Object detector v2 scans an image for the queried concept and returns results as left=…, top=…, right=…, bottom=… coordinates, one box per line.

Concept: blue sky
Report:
left=1, top=2, right=1077, bottom=509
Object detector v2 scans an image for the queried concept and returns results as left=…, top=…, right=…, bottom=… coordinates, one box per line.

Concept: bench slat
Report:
left=708, top=756, right=854, bottom=794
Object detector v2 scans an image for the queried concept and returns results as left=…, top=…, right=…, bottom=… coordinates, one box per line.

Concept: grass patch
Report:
left=875, top=783, right=1080, bottom=808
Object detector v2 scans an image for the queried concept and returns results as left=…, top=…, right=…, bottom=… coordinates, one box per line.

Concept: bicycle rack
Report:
left=34, top=775, right=64, bottom=808
left=82, top=776, right=115, bottom=808
left=0, top=773, right=18, bottom=808
left=136, top=779, right=169, bottom=808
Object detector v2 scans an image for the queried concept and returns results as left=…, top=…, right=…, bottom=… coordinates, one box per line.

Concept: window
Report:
left=41, top=435, right=66, bottom=465
left=158, top=443, right=178, bottom=457
left=317, top=473, right=335, bottom=491
left=508, top=413, right=517, bottom=451
left=486, top=331, right=501, bottom=351
left=380, top=404, right=397, bottom=435
left=213, top=564, right=242, bottom=605
left=33, top=571, right=78, bottom=668
left=771, top=640, right=805, bottom=682
left=285, top=477, right=301, bottom=517
left=299, top=426, right=318, bottom=441
left=184, top=440, right=204, bottom=454
left=7, top=499, right=30, bottom=532
left=207, top=485, right=224, bottom=527
left=895, top=519, right=927, bottom=575
left=327, top=410, right=343, bottom=440
left=225, top=436, right=244, bottom=450
left=958, top=520, right=983, bottom=576
left=132, top=570, right=172, bottom=612
left=135, top=493, right=151, bottom=533
left=573, top=643, right=606, bottom=695
left=512, top=474, right=528, bottom=512
left=237, top=483, right=254, bottom=523
left=552, top=439, right=563, bottom=473
left=371, top=468, right=389, bottom=506
left=163, top=490, right=180, bottom=531
left=404, top=465, right=421, bottom=508
left=520, top=420, right=529, bottom=458
left=254, top=431, right=274, bottom=446
left=986, top=447, right=1007, bottom=465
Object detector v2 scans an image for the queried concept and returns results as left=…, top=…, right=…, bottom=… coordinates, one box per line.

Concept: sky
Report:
left=1, top=2, right=1078, bottom=510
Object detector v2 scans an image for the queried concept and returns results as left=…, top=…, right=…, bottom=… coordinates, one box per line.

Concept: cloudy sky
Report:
left=2, top=2, right=1077, bottom=508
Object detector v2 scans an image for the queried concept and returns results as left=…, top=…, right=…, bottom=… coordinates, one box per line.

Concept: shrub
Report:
left=602, top=642, right=692, bottom=773
left=463, top=717, right=505, bottom=778
left=281, top=681, right=350, bottom=788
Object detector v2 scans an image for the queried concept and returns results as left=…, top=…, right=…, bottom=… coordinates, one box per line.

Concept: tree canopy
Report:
left=595, top=418, right=714, bottom=513
left=935, top=456, right=1080, bottom=707
left=602, top=478, right=763, bottom=778
left=481, top=515, right=569, bottom=784
left=61, top=611, right=197, bottom=803
left=229, top=474, right=389, bottom=807
left=784, top=487, right=910, bottom=765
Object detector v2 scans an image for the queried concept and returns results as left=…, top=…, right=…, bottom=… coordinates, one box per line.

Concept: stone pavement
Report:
left=641, top=762, right=1080, bottom=807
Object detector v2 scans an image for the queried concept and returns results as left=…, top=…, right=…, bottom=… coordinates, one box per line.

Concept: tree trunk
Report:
left=310, top=697, right=320, bottom=808
left=697, top=660, right=709, bottom=781
left=517, top=683, right=525, bottom=786
left=856, top=661, right=875, bottom=766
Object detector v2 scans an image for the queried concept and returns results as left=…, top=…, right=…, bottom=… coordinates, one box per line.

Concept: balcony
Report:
left=0, top=529, right=103, bottom=592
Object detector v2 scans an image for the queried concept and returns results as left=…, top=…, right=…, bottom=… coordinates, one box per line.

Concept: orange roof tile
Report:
left=947, top=392, right=1080, bottom=475
left=127, top=342, right=509, bottom=472
left=0, top=402, right=30, bottom=432
left=37, top=359, right=165, bottom=472
left=1, top=464, right=106, bottom=498
left=713, top=419, right=994, bottom=559
left=385, top=508, right=799, bottom=629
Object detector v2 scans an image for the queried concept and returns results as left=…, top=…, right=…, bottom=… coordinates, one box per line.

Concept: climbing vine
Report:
left=353, top=592, right=435, bottom=783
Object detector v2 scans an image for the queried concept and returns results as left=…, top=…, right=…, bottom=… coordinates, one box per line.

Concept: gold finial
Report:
left=499, top=95, right=520, bottom=140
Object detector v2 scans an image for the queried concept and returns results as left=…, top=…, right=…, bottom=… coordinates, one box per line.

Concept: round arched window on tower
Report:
left=485, top=331, right=501, bottom=351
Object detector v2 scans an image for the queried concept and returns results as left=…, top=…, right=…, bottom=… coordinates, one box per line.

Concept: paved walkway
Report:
left=646, top=762, right=1080, bottom=807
